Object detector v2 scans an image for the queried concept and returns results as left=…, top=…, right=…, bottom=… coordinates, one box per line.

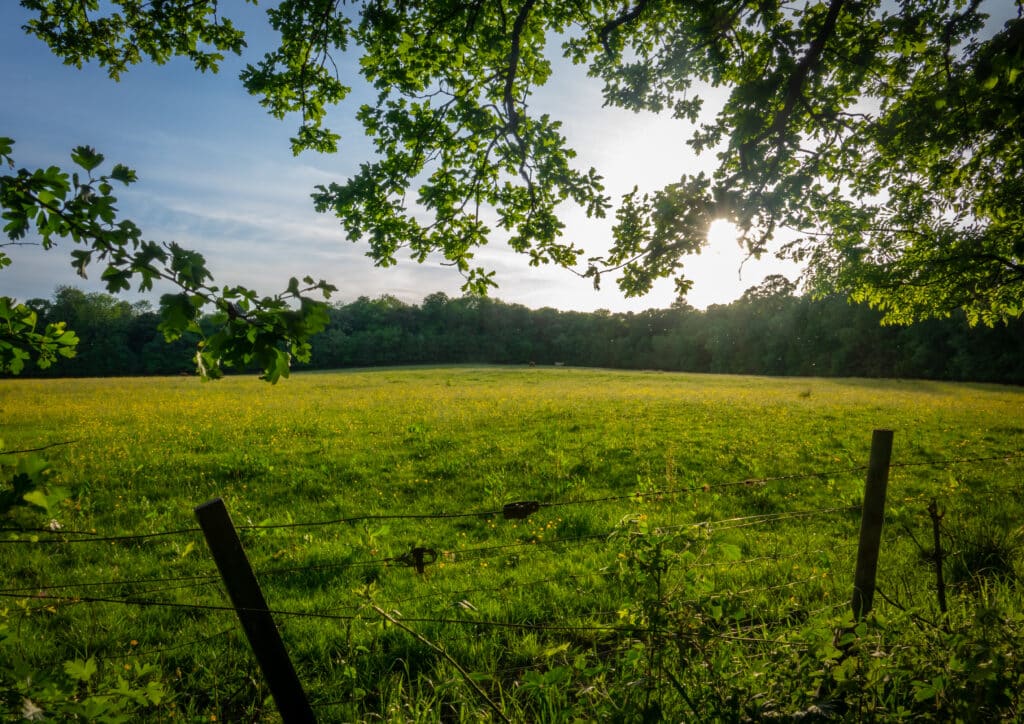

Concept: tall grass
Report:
left=1, top=368, right=1022, bottom=720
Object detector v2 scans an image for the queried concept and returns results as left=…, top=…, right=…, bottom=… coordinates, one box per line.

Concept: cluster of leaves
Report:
left=1, top=138, right=335, bottom=381
left=0, top=646, right=169, bottom=723
left=0, top=296, right=77, bottom=375
left=0, top=448, right=64, bottom=522
left=1, top=438, right=170, bottom=722
left=311, top=1, right=610, bottom=295
left=20, top=0, right=247, bottom=76
left=794, top=4, right=1024, bottom=326
left=815, top=606, right=1024, bottom=720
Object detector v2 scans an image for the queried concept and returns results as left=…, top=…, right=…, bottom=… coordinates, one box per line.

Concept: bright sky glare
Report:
left=1, top=4, right=803, bottom=313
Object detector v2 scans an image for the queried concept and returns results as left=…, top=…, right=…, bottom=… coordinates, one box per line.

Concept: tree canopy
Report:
left=3, top=0, right=1022, bottom=378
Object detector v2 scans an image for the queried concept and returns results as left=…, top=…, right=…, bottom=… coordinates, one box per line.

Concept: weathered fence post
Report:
left=851, top=429, right=894, bottom=621
left=195, top=497, right=316, bottom=724
left=927, top=499, right=950, bottom=631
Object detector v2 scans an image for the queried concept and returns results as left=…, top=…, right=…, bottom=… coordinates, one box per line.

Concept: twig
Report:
left=0, top=440, right=78, bottom=456
left=371, top=605, right=510, bottom=723
left=597, top=0, right=652, bottom=55
left=874, top=586, right=940, bottom=631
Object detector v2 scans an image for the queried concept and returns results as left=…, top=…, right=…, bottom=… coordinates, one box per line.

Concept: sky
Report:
left=0, top=3, right=803, bottom=314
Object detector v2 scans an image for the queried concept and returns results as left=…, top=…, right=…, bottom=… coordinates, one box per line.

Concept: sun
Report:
left=705, top=218, right=740, bottom=252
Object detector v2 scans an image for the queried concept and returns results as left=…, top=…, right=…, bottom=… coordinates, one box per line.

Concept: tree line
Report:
left=12, top=280, right=1022, bottom=384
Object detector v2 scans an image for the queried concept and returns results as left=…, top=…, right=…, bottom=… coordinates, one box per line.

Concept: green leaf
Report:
left=260, top=347, right=291, bottom=384
left=70, top=145, right=104, bottom=172
left=109, top=163, right=138, bottom=184
left=715, top=543, right=743, bottom=561
left=21, top=490, right=51, bottom=511
left=64, top=657, right=98, bottom=682
left=145, top=680, right=167, bottom=705
left=158, top=293, right=200, bottom=341
left=543, top=642, right=570, bottom=658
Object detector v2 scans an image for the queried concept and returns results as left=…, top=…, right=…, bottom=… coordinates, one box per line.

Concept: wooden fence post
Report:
left=851, top=429, right=894, bottom=621
left=927, top=499, right=950, bottom=631
left=195, top=497, right=316, bottom=724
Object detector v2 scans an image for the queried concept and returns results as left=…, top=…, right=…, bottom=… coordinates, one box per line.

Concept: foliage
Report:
left=5, top=1, right=1022, bottom=380
left=0, top=441, right=169, bottom=722
left=0, top=643, right=170, bottom=724
left=10, top=285, right=1024, bottom=383
left=0, top=437, right=66, bottom=523
left=0, top=138, right=336, bottom=381
left=0, top=295, right=77, bottom=375
left=309, top=0, right=1024, bottom=320
left=19, top=0, right=246, bottom=77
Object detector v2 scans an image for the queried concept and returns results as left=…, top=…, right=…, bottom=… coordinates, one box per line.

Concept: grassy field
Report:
left=2, top=367, right=1023, bottom=721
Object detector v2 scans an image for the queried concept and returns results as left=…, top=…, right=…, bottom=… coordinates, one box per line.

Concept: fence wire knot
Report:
left=396, top=545, right=437, bottom=573
left=503, top=501, right=541, bottom=520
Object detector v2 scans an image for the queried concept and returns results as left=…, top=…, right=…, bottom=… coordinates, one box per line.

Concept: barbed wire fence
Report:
left=2, top=434, right=1022, bottom=720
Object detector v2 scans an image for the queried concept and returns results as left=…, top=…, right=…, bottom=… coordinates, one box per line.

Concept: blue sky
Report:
left=1, top=3, right=802, bottom=313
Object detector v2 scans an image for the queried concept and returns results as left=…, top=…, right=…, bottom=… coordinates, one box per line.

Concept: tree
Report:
left=739, top=275, right=798, bottom=305
left=4, top=1, right=1022, bottom=378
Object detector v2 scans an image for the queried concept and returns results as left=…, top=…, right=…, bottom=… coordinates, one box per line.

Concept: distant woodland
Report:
left=15, top=281, right=1024, bottom=384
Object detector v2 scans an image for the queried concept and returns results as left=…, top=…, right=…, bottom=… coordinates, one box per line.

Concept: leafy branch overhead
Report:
left=332, top=0, right=1020, bottom=322
left=255, top=0, right=1022, bottom=321
left=1, top=138, right=335, bottom=381
left=3, top=0, right=1023, bottom=377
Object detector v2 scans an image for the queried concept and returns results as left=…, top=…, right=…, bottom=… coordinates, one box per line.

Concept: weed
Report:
left=945, top=518, right=1022, bottom=589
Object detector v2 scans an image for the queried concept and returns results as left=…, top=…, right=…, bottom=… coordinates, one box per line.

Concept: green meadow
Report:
left=2, top=367, right=1023, bottom=721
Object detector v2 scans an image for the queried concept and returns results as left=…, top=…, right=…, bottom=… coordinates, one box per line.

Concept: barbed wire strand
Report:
left=323, top=557, right=845, bottom=623
left=92, top=627, right=236, bottom=663
left=0, top=590, right=647, bottom=639
left=6, top=451, right=1017, bottom=546
left=2, top=567, right=839, bottom=636
left=0, top=570, right=220, bottom=595
left=256, top=505, right=864, bottom=583
left=369, top=546, right=851, bottom=612
left=0, top=590, right=783, bottom=640
left=0, top=527, right=203, bottom=545
left=17, top=578, right=223, bottom=617
left=233, top=467, right=873, bottom=534
left=0, top=525, right=100, bottom=536
left=889, top=452, right=1024, bottom=470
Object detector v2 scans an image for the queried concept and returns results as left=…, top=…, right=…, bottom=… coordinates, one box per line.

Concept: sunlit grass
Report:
left=1, top=367, right=1022, bottom=719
